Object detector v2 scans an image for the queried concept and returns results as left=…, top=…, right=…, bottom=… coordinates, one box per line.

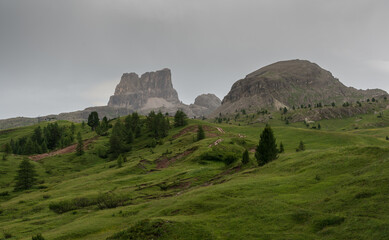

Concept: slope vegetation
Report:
left=0, top=111, right=389, bottom=239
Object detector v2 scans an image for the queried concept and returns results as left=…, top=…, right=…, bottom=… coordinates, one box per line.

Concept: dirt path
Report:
left=216, top=127, right=225, bottom=134
left=29, top=136, right=98, bottom=161
left=209, top=138, right=223, bottom=147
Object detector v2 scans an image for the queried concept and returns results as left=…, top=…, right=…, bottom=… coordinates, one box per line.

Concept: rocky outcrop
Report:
left=108, top=68, right=180, bottom=110
left=189, top=94, right=221, bottom=117
left=107, top=68, right=221, bottom=118
left=213, top=59, right=388, bottom=116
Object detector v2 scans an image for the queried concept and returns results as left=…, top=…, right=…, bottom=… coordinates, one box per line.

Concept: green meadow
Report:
left=0, top=111, right=389, bottom=239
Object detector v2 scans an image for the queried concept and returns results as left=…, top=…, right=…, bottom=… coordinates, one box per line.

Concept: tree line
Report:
left=8, top=123, right=77, bottom=155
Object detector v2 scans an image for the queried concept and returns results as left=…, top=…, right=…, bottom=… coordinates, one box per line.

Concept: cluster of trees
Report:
left=87, top=111, right=111, bottom=136
left=146, top=111, right=170, bottom=138
left=107, top=110, right=187, bottom=159
left=110, top=113, right=141, bottom=156
left=174, top=110, right=188, bottom=127
left=109, top=119, right=133, bottom=158
left=9, top=123, right=76, bottom=155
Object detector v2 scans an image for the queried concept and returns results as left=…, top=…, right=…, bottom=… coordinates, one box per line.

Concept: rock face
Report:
left=189, top=94, right=222, bottom=117
left=107, top=68, right=221, bottom=118
left=194, top=94, right=221, bottom=110
left=108, top=68, right=180, bottom=110
left=214, top=59, right=388, bottom=115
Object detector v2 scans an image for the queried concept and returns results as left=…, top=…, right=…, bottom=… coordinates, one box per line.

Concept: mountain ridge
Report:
left=214, top=59, right=387, bottom=116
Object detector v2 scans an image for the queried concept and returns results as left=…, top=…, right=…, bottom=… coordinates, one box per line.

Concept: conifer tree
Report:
left=197, top=125, right=205, bottom=141
left=4, top=142, right=12, bottom=154
left=70, top=123, right=76, bottom=135
left=296, top=140, right=305, bottom=152
left=279, top=142, right=284, bottom=153
left=24, top=138, right=35, bottom=155
left=174, top=110, right=188, bottom=127
left=41, top=140, right=48, bottom=153
left=117, top=155, right=123, bottom=168
left=87, top=111, right=100, bottom=131
left=110, top=120, right=125, bottom=158
left=242, top=149, right=249, bottom=165
left=14, top=158, right=37, bottom=191
left=76, top=132, right=84, bottom=156
left=255, top=125, right=278, bottom=166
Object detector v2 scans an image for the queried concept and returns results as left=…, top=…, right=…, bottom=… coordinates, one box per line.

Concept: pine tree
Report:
left=117, top=155, right=123, bottom=168
left=174, top=110, right=188, bottom=127
left=4, top=142, right=12, bottom=154
left=41, top=140, right=48, bottom=153
left=14, top=158, right=37, bottom=191
left=197, top=125, right=205, bottom=141
left=242, top=149, right=249, bottom=165
left=24, top=138, right=35, bottom=155
left=81, top=121, right=86, bottom=129
left=255, top=125, right=278, bottom=166
left=110, top=120, right=125, bottom=157
left=76, top=132, right=84, bottom=156
left=2, top=153, right=7, bottom=161
left=279, top=142, right=284, bottom=153
left=70, top=123, right=76, bottom=135
left=87, top=111, right=100, bottom=131
left=318, top=123, right=321, bottom=130
left=296, top=140, right=305, bottom=152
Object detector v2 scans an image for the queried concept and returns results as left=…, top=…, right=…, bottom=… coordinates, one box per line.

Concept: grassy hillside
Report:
left=0, top=112, right=388, bottom=239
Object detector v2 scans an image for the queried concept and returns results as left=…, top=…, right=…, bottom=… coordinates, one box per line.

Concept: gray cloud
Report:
left=1, top=0, right=388, bottom=119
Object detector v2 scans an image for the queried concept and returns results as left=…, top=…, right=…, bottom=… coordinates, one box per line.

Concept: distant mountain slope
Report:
left=214, top=60, right=387, bottom=115
left=0, top=69, right=221, bottom=129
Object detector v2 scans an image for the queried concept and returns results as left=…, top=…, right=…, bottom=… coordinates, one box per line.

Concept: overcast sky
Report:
left=1, top=0, right=389, bottom=119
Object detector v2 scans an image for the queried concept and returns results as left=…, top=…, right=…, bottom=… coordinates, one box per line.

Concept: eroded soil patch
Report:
left=29, top=136, right=98, bottom=161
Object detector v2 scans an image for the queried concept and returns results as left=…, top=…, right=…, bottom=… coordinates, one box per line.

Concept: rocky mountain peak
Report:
left=108, top=68, right=179, bottom=110
left=215, top=59, right=387, bottom=115
left=194, top=94, right=221, bottom=109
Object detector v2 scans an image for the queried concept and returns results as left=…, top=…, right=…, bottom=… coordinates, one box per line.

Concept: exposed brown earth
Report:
left=172, top=125, right=219, bottom=139
left=29, top=136, right=98, bottom=161
left=156, top=147, right=197, bottom=169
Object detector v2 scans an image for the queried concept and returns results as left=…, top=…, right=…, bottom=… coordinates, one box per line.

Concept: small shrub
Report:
left=42, top=194, right=50, bottom=199
left=355, top=192, right=375, bottom=199
left=96, top=192, right=127, bottom=209
left=49, top=200, right=75, bottom=214
left=49, top=197, right=94, bottom=214
left=158, top=183, right=168, bottom=191
left=291, top=211, right=311, bottom=224
left=3, top=232, right=12, bottom=239
left=96, top=146, right=108, bottom=159
left=32, top=233, right=45, bottom=240
left=201, top=149, right=239, bottom=165
left=312, top=216, right=345, bottom=232
left=106, top=219, right=168, bottom=240
left=0, top=191, right=9, bottom=197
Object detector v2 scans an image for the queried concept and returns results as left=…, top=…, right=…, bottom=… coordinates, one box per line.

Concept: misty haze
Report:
left=0, top=1, right=388, bottom=240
